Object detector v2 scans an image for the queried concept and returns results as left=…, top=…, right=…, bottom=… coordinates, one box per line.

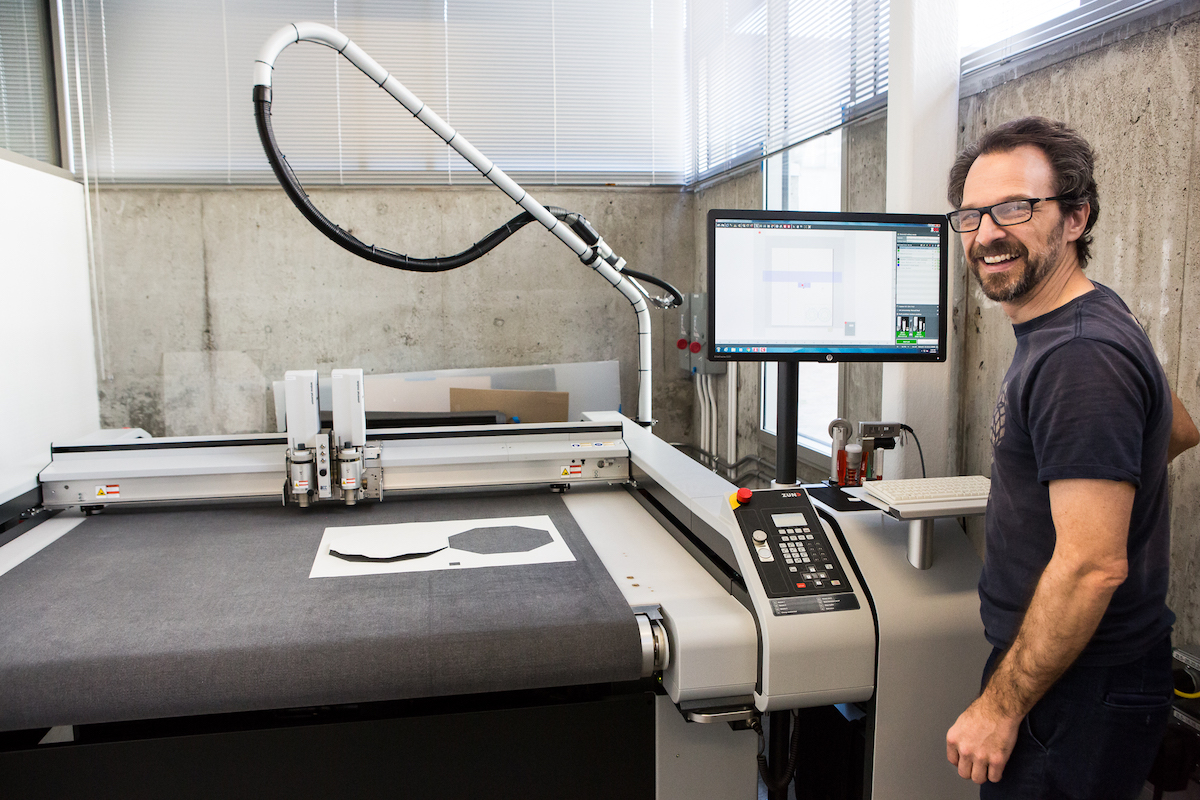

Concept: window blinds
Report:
left=58, top=0, right=687, bottom=185
left=40, top=0, right=888, bottom=186
left=688, top=0, right=889, bottom=183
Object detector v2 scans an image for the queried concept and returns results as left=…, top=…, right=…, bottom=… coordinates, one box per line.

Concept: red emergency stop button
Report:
left=736, top=487, right=753, bottom=504
left=689, top=341, right=702, bottom=353
left=676, top=338, right=689, bottom=350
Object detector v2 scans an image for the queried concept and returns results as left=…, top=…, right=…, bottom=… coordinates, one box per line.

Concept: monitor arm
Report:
left=254, top=22, right=679, bottom=427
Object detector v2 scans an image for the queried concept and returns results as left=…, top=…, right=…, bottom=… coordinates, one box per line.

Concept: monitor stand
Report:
left=774, top=362, right=799, bottom=486
left=773, top=364, right=874, bottom=512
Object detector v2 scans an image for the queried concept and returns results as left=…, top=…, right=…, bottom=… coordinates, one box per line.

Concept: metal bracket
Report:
left=677, top=699, right=759, bottom=724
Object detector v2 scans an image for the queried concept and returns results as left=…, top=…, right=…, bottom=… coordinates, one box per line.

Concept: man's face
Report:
left=959, top=145, right=1071, bottom=303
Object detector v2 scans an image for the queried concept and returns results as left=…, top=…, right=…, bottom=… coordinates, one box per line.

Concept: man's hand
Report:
left=946, top=694, right=1022, bottom=784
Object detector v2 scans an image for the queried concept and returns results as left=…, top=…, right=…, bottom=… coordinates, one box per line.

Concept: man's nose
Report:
left=973, top=212, right=1006, bottom=246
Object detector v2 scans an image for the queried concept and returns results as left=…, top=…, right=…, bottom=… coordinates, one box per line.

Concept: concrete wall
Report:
left=956, top=13, right=1200, bottom=645
left=88, top=113, right=888, bottom=496
left=91, top=185, right=697, bottom=444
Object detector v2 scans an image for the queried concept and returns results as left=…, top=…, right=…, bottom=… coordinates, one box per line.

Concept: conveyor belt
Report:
left=0, top=490, right=643, bottom=731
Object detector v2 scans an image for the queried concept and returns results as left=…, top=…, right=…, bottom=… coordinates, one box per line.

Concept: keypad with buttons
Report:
left=732, top=488, right=858, bottom=615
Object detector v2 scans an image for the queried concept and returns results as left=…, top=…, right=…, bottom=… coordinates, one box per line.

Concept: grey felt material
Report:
left=448, top=526, right=553, bottom=554
left=0, top=492, right=642, bottom=731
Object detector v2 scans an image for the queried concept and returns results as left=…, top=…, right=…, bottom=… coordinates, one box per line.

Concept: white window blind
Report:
left=0, top=0, right=59, bottom=165
left=689, top=0, right=888, bottom=183
left=59, top=0, right=687, bottom=185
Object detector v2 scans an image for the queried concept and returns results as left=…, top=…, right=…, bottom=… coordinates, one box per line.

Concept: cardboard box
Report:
left=449, top=388, right=570, bottom=424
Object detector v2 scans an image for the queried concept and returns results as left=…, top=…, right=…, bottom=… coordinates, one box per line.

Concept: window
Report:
left=0, top=0, right=60, bottom=166
left=689, top=0, right=889, bottom=184
left=959, top=0, right=1079, bottom=58
left=959, top=0, right=1169, bottom=77
left=56, top=0, right=687, bottom=185
left=760, top=132, right=841, bottom=459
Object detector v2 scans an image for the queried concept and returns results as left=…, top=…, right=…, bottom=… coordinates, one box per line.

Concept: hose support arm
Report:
left=254, top=22, right=680, bottom=425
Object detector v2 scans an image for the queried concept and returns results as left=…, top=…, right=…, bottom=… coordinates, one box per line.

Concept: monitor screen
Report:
left=707, top=209, right=948, bottom=363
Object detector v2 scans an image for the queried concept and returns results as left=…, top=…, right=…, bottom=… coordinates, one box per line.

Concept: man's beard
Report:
left=969, top=219, right=1065, bottom=303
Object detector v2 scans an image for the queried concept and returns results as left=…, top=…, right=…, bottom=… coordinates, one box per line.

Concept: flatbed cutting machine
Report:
left=4, top=367, right=988, bottom=799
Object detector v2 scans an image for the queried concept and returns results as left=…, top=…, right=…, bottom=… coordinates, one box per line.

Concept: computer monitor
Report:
left=707, top=209, right=949, bottom=363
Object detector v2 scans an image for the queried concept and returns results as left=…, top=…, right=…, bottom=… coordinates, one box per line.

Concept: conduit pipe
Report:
left=253, top=22, right=659, bottom=425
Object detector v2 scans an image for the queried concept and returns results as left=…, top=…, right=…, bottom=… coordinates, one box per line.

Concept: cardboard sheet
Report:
left=449, top=387, right=569, bottom=423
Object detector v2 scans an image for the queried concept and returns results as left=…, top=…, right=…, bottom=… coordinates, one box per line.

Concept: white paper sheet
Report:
left=309, top=514, right=575, bottom=578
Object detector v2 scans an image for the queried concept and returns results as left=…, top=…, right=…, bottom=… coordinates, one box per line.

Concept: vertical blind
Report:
left=56, top=0, right=687, bottom=185
left=0, top=0, right=59, bottom=165
left=688, top=0, right=889, bottom=182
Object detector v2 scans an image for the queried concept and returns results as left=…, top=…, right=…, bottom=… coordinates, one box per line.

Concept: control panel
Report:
left=731, top=487, right=859, bottom=617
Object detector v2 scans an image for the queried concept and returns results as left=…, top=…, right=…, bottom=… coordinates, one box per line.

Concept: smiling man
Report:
left=943, top=117, right=1199, bottom=799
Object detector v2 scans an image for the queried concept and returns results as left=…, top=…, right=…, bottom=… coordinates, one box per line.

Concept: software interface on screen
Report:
left=711, top=216, right=944, bottom=358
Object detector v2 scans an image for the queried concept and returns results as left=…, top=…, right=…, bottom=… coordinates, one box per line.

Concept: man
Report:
left=943, top=116, right=1200, bottom=798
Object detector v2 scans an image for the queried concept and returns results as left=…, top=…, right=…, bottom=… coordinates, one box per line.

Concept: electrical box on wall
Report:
left=676, top=293, right=725, bottom=375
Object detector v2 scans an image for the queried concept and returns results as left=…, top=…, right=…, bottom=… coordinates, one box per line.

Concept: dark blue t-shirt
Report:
left=980, top=282, right=1174, bottom=666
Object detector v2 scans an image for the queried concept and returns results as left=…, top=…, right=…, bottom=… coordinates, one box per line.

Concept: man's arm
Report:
left=1169, top=390, right=1199, bottom=462
left=946, top=478, right=1134, bottom=785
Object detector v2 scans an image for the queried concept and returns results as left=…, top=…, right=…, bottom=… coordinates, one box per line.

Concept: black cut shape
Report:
left=447, top=526, right=553, bottom=554
left=329, top=546, right=448, bottom=563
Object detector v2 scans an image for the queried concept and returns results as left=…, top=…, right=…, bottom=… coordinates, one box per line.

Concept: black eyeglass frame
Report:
left=947, top=195, right=1072, bottom=233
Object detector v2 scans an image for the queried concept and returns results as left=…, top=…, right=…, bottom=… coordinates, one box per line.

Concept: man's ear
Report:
left=1063, top=202, right=1090, bottom=243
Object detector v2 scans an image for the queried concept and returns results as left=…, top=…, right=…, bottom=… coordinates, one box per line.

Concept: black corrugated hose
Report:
left=754, top=709, right=802, bottom=794
left=254, top=83, right=682, bottom=311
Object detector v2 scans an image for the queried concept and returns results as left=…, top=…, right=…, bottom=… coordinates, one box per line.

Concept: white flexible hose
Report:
left=705, top=374, right=718, bottom=467
left=705, top=374, right=714, bottom=461
left=254, top=22, right=655, bottom=424
left=726, top=366, right=737, bottom=467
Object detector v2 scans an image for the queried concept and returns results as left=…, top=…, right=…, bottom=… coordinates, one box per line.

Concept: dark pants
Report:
left=980, top=636, right=1174, bottom=800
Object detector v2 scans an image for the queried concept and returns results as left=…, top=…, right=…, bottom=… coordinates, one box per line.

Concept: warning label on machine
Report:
left=559, top=465, right=583, bottom=477
left=95, top=484, right=120, bottom=498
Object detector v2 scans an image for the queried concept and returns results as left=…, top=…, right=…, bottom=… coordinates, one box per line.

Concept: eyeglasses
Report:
left=947, top=196, right=1071, bottom=233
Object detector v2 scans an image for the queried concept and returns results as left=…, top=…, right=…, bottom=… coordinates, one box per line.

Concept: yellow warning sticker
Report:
left=95, top=484, right=120, bottom=499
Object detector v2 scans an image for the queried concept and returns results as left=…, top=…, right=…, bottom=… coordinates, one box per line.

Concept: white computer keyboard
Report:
left=863, top=475, right=991, bottom=507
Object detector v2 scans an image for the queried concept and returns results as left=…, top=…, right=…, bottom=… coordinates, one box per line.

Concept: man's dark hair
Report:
left=947, top=116, right=1100, bottom=268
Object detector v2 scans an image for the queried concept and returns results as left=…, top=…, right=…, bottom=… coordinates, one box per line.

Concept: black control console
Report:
left=731, top=488, right=859, bottom=617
